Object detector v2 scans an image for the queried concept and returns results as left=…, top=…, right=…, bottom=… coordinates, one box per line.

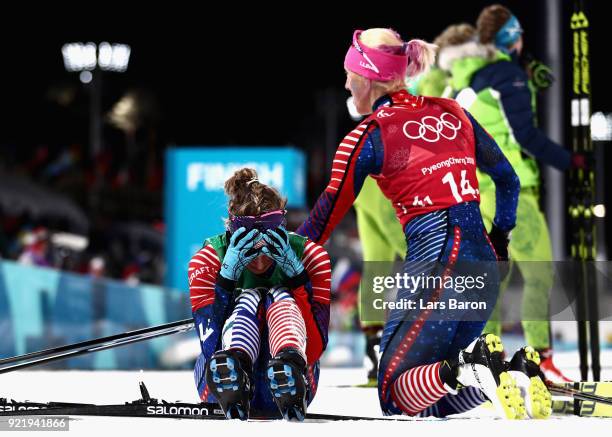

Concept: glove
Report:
left=261, top=227, right=304, bottom=278
left=219, top=227, right=261, bottom=281
left=522, top=52, right=554, bottom=91
left=489, top=224, right=510, bottom=282
left=488, top=224, right=511, bottom=281
left=529, top=59, right=554, bottom=90
left=488, top=224, right=510, bottom=261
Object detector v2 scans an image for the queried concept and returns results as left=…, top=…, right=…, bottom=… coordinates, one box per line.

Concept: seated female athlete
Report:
left=188, top=168, right=331, bottom=421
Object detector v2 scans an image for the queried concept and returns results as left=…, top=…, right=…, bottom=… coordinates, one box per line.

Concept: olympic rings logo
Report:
left=402, top=112, right=462, bottom=143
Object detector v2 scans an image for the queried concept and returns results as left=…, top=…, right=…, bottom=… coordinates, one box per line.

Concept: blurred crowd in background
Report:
left=0, top=135, right=165, bottom=284
left=0, top=142, right=364, bottom=331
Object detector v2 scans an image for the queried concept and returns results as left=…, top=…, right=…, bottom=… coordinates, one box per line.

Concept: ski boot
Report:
left=266, top=348, right=309, bottom=421
left=455, top=334, right=526, bottom=419
left=537, top=348, right=572, bottom=382
left=206, top=349, right=253, bottom=420
left=508, top=347, right=552, bottom=419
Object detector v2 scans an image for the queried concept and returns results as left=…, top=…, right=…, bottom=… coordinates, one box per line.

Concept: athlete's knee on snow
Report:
left=376, top=372, right=431, bottom=417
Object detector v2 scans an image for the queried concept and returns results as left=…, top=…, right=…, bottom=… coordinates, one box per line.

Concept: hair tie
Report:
left=246, top=177, right=259, bottom=186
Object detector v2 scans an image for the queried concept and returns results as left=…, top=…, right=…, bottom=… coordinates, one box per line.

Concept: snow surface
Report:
left=0, top=351, right=611, bottom=437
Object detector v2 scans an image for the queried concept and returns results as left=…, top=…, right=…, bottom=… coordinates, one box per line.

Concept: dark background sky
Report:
left=0, top=1, right=608, bottom=150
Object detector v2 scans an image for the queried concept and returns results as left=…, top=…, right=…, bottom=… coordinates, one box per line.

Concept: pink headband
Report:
left=344, top=30, right=408, bottom=82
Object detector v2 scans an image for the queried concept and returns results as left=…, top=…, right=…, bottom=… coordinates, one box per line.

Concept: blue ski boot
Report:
left=266, top=348, right=309, bottom=421
left=206, top=349, right=253, bottom=420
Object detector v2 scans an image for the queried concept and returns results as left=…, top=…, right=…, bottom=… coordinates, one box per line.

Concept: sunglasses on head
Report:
left=227, top=209, right=287, bottom=234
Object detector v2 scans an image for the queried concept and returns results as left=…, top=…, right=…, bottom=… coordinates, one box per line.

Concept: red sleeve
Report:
left=301, top=239, right=331, bottom=304
left=291, top=239, right=331, bottom=364
left=188, top=244, right=221, bottom=312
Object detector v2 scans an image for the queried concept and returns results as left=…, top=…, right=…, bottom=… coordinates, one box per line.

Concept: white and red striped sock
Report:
left=267, top=294, right=307, bottom=359
left=390, top=362, right=448, bottom=416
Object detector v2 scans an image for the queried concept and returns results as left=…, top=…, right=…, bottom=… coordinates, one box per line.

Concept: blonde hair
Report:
left=434, top=23, right=477, bottom=50
left=224, top=168, right=286, bottom=216
left=436, top=23, right=497, bottom=72
left=359, top=28, right=437, bottom=93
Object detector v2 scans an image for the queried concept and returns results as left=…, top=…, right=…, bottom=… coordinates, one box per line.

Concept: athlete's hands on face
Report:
left=261, top=227, right=304, bottom=278
left=220, top=227, right=262, bottom=281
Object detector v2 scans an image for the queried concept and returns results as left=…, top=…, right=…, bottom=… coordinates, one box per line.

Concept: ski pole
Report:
left=0, top=318, right=194, bottom=374
left=547, top=381, right=612, bottom=407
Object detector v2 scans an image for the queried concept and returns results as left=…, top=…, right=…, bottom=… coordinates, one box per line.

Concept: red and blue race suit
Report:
left=297, top=89, right=520, bottom=415
left=189, top=235, right=331, bottom=416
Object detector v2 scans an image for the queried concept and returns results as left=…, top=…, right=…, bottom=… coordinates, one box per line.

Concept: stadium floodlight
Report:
left=61, top=41, right=131, bottom=158
left=62, top=42, right=131, bottom=73
left=97, top=42, right=131, bottom=72
left=62, top=42, right=97, bottom=72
